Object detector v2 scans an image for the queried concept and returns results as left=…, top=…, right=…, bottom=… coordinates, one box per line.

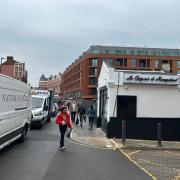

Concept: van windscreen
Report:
left=32, top=97, right=44, bottom=108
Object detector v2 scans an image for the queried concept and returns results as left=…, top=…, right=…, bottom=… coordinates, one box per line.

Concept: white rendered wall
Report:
left=108, top=84, right=180, bottom=119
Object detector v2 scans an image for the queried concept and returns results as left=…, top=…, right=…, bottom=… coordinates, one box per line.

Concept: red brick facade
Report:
left=0, top=56, right=27, bottom=83
left=61, top=46, right=180, bottom=100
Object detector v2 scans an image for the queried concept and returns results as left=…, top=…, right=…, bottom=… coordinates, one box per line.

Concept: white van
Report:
left=31, top=95, right=49, bottom=128
left=0, top=75, right=31, bottom=150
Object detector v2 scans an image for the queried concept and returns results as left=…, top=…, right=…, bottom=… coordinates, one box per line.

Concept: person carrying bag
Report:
left=56, top=106, right=73, bottom=150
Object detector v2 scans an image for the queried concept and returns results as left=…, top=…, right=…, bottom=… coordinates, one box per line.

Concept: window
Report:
left=155, top=60, right=161, bottom=68
left=140, top=59, right=146, bottom=67
left=123, top=50, right=126, bottom=54
left=89, top=88, right=97, bottom=95
left=116, top=58, right=127, bottom=67
left=137, top=51, right=144, bottom=55
left=145, top=51, right=148, bottom=55
left=108, top=59, right=113, bottom=66
left=105, top=49, right=110, bottom=54
left=102, top=58, right=107, bottom=63
left=140, top=59, right=150, bottom=68
left=115, top=50, right=122, bottom=54
left=153, top=51, right=156, bottom=56
left=90, top=58, right=98, bottom=66
left=89, top=77, right=97, bottom=85
left=177, top=70, right=180, bottom=75
left=89, top=68, right=97, bottom=76
left=177, top=61, right=180, bottom=68
left=131, top=59, right=136, bottom=68
left=131, top=51, right=134, bottom=55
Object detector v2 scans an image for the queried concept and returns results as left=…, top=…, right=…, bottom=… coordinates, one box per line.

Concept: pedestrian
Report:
left=87, top=105, right=96, bottom=130
left=78, top=106, right=86, bottom=127
left=69, top=99, right=78, bottom=123
left=56, top=106, right=73, bottom=150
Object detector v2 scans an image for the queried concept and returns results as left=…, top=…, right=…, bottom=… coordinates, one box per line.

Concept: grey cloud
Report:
left=0, top=0, right=180, bottom=86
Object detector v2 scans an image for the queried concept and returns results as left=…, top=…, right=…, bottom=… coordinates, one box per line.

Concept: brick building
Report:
left=47, top=73, right=62, bottom=95
left=38, top=74, right=48, bottom=90
left=61, top=45, right=180, bottom=100
left=0, top=56, right=28, bottom=83
left=38, top=73, right=62, bottom=94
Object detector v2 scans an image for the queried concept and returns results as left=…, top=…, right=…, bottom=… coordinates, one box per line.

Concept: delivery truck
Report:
left=31, top=89, right=54, bottom=128
left=0, top=74, right=31, bottom=150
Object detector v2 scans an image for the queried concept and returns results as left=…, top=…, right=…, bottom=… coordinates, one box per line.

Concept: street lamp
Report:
left=0, top=57, right=5, bottom=74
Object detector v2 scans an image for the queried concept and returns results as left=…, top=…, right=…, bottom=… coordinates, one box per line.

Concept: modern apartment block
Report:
left=61, top=45, right=180, bottom=100
left=0, top=56, right=28, bottom=83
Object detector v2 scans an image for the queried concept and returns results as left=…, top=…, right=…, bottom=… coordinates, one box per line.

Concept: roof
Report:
left=2, top=56, right=19, bottom=65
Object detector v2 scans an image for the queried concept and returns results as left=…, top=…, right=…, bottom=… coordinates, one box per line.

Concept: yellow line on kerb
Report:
left=120, top=149, right=158, bottom=180
left=128, top=150, right=142, bottom=156
left=173, top=173, right=180, bottom=180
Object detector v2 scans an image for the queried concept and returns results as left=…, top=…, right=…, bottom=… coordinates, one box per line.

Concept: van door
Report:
left=43, top=99, right=48, bottom=121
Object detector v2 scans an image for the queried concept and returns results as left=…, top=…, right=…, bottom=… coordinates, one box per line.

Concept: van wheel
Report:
left=19, top=127, right=28, bottom=143
left=39, top=120, right=43, bottom=129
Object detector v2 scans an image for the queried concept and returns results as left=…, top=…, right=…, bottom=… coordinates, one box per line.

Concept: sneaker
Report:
left=60, top=146, right=66, bottom=150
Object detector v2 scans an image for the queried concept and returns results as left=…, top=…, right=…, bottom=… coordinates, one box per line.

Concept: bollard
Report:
left=122, top=120, right=126, bottom=145
left=157, top=123, right=162, bottom=147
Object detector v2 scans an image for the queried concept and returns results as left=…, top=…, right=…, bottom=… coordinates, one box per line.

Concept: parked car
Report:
left=0, top=74, right=31, bottom=150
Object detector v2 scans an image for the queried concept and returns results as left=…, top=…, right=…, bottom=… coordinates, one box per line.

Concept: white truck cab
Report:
left=0, top=74, right=31, bottom=150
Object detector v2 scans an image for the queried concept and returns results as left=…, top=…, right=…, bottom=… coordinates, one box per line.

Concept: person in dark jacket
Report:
left=56, top=106, right=73, bottom=150
left=87, top=105, right=96, bottom=130
left=78, top=106, right=86, bottom=127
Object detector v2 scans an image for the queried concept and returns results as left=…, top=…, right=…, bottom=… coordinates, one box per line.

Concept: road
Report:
left=0, top=119, right=151, bottom=180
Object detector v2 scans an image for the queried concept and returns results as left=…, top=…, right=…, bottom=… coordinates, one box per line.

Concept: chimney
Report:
left=7, top=56, right=14, bottom=61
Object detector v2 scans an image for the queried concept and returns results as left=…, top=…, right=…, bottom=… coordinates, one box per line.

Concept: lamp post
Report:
left=0, top=57, right=5, bottom=74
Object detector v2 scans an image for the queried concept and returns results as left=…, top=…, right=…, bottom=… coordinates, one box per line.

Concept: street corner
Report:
left=70, top=132, right=114, bottom=149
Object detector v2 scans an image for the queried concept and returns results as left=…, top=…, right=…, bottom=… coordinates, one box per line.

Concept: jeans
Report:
left=71, top=112, right=76, bottom=123
left=89, top=117, right=94, bottom=129
left=80, top=115, right=85, bottom=126
left=59, top=124, right=67, bottom=147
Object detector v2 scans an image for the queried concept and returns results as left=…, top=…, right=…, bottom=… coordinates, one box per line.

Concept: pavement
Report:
left=111, top=139, right=180, bottom=150
left=70, top=120, right=113, bottom=148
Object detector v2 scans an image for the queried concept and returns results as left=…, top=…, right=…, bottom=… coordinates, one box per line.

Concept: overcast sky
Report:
left=0, top=0, right=180, bottom=86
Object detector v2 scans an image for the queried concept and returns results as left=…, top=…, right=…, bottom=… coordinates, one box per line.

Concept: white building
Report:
left=97, top=63, right=180, bottom=140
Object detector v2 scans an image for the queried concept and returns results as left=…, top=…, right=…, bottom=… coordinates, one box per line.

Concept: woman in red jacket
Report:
left=56, top=106, right=73, bottom=150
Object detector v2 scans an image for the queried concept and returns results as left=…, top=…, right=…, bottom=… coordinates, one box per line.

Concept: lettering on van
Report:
left=2, top=94, right=29, bottom=102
